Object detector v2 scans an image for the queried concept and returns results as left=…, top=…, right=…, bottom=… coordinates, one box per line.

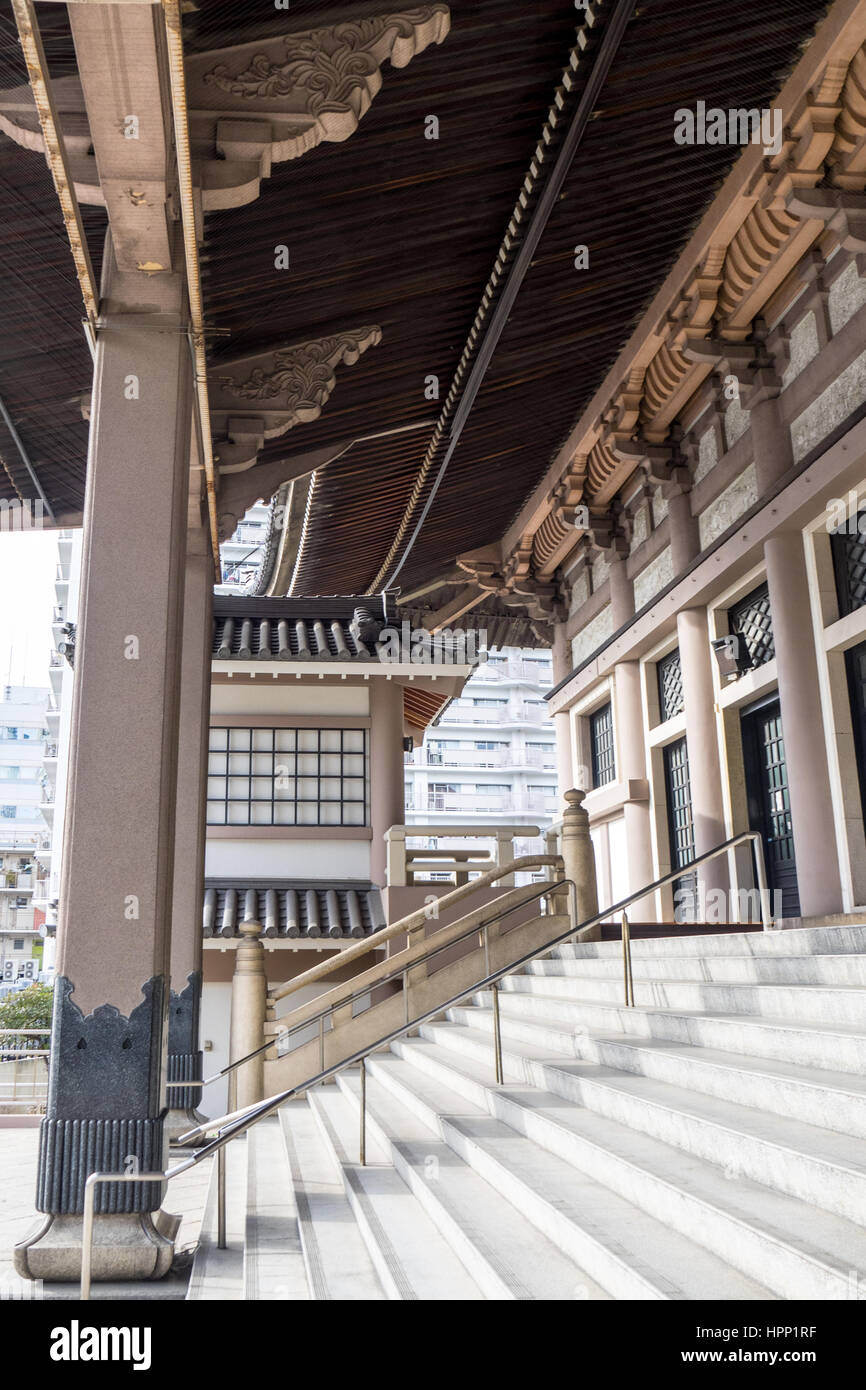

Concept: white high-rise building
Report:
left=31, top=529, right=83, bottom=976
left=217, top=501, right=270, bottom=593
left=0, top=684, right=50, bottom=978
left=403, top=647, right=558, bottom=882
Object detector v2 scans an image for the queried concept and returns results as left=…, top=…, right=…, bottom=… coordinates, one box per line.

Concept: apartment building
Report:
left=217, top=501, right=270, bottom=594
left=404, top=648, right=558, bottom=882
left=0, top=686, right=49, bottom=978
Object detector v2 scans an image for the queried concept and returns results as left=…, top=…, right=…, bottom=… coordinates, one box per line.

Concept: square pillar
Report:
left=613, top=661, right=655, bottom=916
left=764, top=532, right=844, bottom=917
left=15, top=241, right=193, bottom=1282
left=166, top=519, right=213, bottom=1138
left=551, top=623, right=574, bottom=813
left=678, top=607, right=729, bottom=899
left=371, top=679, right=406, bottom=887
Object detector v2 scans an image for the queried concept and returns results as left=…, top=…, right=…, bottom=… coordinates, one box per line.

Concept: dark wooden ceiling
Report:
left=0, top=1, right=104, bottom=517
left=274, top=0, right=830, bottom=597
left=0, top=0, right=830, bottom=584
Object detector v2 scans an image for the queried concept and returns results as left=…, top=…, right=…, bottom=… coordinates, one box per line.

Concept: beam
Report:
left=10, top=0, right=98, bottom=345
left=421, top=585, right=485, bottom=632
left=371, top=0, right=637, bottom=592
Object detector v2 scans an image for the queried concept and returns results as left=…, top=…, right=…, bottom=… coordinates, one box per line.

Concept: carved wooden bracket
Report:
left=611, top=436, right=691, bottom=495
left=0, top=7, right=451, bottom=211
left=585, top=510, right=628, bottom=558
left=785, top=186, right=866, bottom=256
left=457, top=542, right=564, bottom=625
left=209, top=326, right=382, bottom=474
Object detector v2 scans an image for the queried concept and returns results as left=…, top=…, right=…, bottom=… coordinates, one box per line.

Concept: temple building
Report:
left=1, top=0, right=866, bottom=1302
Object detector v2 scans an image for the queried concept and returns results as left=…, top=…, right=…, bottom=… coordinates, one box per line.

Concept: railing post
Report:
left=752, top=833, right=773, bottom=931
left=385, top=825, right=407, bottom=887
left=561, top=789, right=600, bottom=939
left=229, top=919, right=267, bottom=1111
left=359, top=1058, right=366, bottom=1165
left=491, top=981, right=504, bottom=1085
left=217, top=1143, right=227, bottom=1250
left=544, top=826, right=560, bottom=880
left=621, top=911, right=635, bottom=1006
left=495, top=829, right=515, bottom=888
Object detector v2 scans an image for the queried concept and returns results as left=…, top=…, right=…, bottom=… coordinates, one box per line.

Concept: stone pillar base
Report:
left=164, top=1107, right=207, bottom=1144
left=13, top=1209, right=178, bottom=1283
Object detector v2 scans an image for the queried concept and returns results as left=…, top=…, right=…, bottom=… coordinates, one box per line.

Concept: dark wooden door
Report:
left=741, top=698, right=800, bottom=916
left=663, top=736, right=697, bottom=922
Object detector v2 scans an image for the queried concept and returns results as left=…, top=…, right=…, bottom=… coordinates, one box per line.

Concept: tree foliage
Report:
left=0, top=982, right=53, bottom=1049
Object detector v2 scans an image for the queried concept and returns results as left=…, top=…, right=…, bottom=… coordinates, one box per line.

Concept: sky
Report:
left=0, top=529, right=59, bottom=690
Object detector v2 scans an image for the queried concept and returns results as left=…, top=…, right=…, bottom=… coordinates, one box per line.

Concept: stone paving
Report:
left=0, top=1120, right=213, bottom=1301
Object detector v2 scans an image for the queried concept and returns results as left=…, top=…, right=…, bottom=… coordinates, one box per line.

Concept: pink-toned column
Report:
left=613, top=660, right=655, bottom=914
left=677, top=607, right=728, bottom=897
left=15, top=240, right=193, bottom=1282
left=370, top=678, right=406, bottom=887
left=551, top=623, right=574, bottom=809
left=763, top=532, right=843, bottom=916
left=165, top=519, right=214, bottom=1136
left=608, top=552, right=634, bottom=630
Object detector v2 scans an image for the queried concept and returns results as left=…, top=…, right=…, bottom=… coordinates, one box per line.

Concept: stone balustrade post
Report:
left=560, top=789, right=600, bottom=939
left=495, top=828, right=515, bottom=888
left=385, top=825, right=407, bottom=887
left=229, top=920, right=268, bottom=1112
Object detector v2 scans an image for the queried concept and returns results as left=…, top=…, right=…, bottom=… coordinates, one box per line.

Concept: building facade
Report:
left=5, top=0, right=866, bottom=1295
left=404, top=646, right=558, bottom=883
left=31, top=530, right=82, bottom=976
left=548, top=241, right=866, bottom=928
left=0, top=686, right=50, bottom=979
left=217, top=502, right=270, bottom=595
left=197, top=594, right=474, bottom=1116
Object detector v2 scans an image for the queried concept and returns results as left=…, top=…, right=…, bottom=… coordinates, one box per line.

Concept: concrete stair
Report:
left=189, top=924, right=866, bottom=1300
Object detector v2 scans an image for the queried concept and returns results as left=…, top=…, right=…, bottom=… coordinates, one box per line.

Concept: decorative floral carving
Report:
left=217, top=327, right=382, bottom=419
left=203, top=8, right=450, bottom=117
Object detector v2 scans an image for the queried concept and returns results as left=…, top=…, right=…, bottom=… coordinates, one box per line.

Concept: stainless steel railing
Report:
left=80, top=828, right=769, bottom=1298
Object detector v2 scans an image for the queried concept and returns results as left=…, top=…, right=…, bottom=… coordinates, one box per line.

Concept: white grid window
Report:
left=207, top=726, right=367, bottom=827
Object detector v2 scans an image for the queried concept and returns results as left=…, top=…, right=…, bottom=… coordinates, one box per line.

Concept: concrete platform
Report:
left=0, top=1128, right=213, bottom=1301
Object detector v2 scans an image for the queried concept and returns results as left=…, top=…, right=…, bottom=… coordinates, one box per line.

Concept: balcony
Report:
left=516, top=704, right=550, bottom=724
left=425, top=793, right=513, bottom=814
left=525, top=748, right=556, bottom=768
left=386, top=819, right=544, bottom=889
left=407, top=747, right=509, bottom=770
left=0, top=872, right=33, bottom=891
left=439, top=707, right=505, bottom=725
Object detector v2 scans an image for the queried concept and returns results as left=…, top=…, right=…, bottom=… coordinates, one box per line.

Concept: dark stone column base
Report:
left=37, top=1116, right=165, bottom=1214
left=166, top=976, right=205, bottom=1138
left=13, top=1210, right=176, bottom=1283
left=166, top=1048, right=204, bottom=1113
left=164, top=1054, right=207, bottom=1141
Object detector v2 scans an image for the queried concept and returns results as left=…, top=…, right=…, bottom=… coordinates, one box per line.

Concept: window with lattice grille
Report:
left=589, top=703, right=616, bottom=788
left=207, top=726, right=367, bottom=826
left=728, top=583, right=775, bottom=671
left=663, top=736, right=697, bottom=921
left=831, top=516, right=866, bottom=617
left=657, top=648, right=684, bottom=722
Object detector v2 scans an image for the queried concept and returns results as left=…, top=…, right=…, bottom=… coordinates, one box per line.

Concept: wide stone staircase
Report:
left=187, top=923, right=866, bottom=1300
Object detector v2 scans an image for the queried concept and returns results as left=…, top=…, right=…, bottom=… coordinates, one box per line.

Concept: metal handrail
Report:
left=80, top=828, right=769, bottom=1298
left=268, top=853, right=560, bottom=1005
left=178, top=878, right=571, bottom=1097
left=208, top=828, right=768, bottom=1093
